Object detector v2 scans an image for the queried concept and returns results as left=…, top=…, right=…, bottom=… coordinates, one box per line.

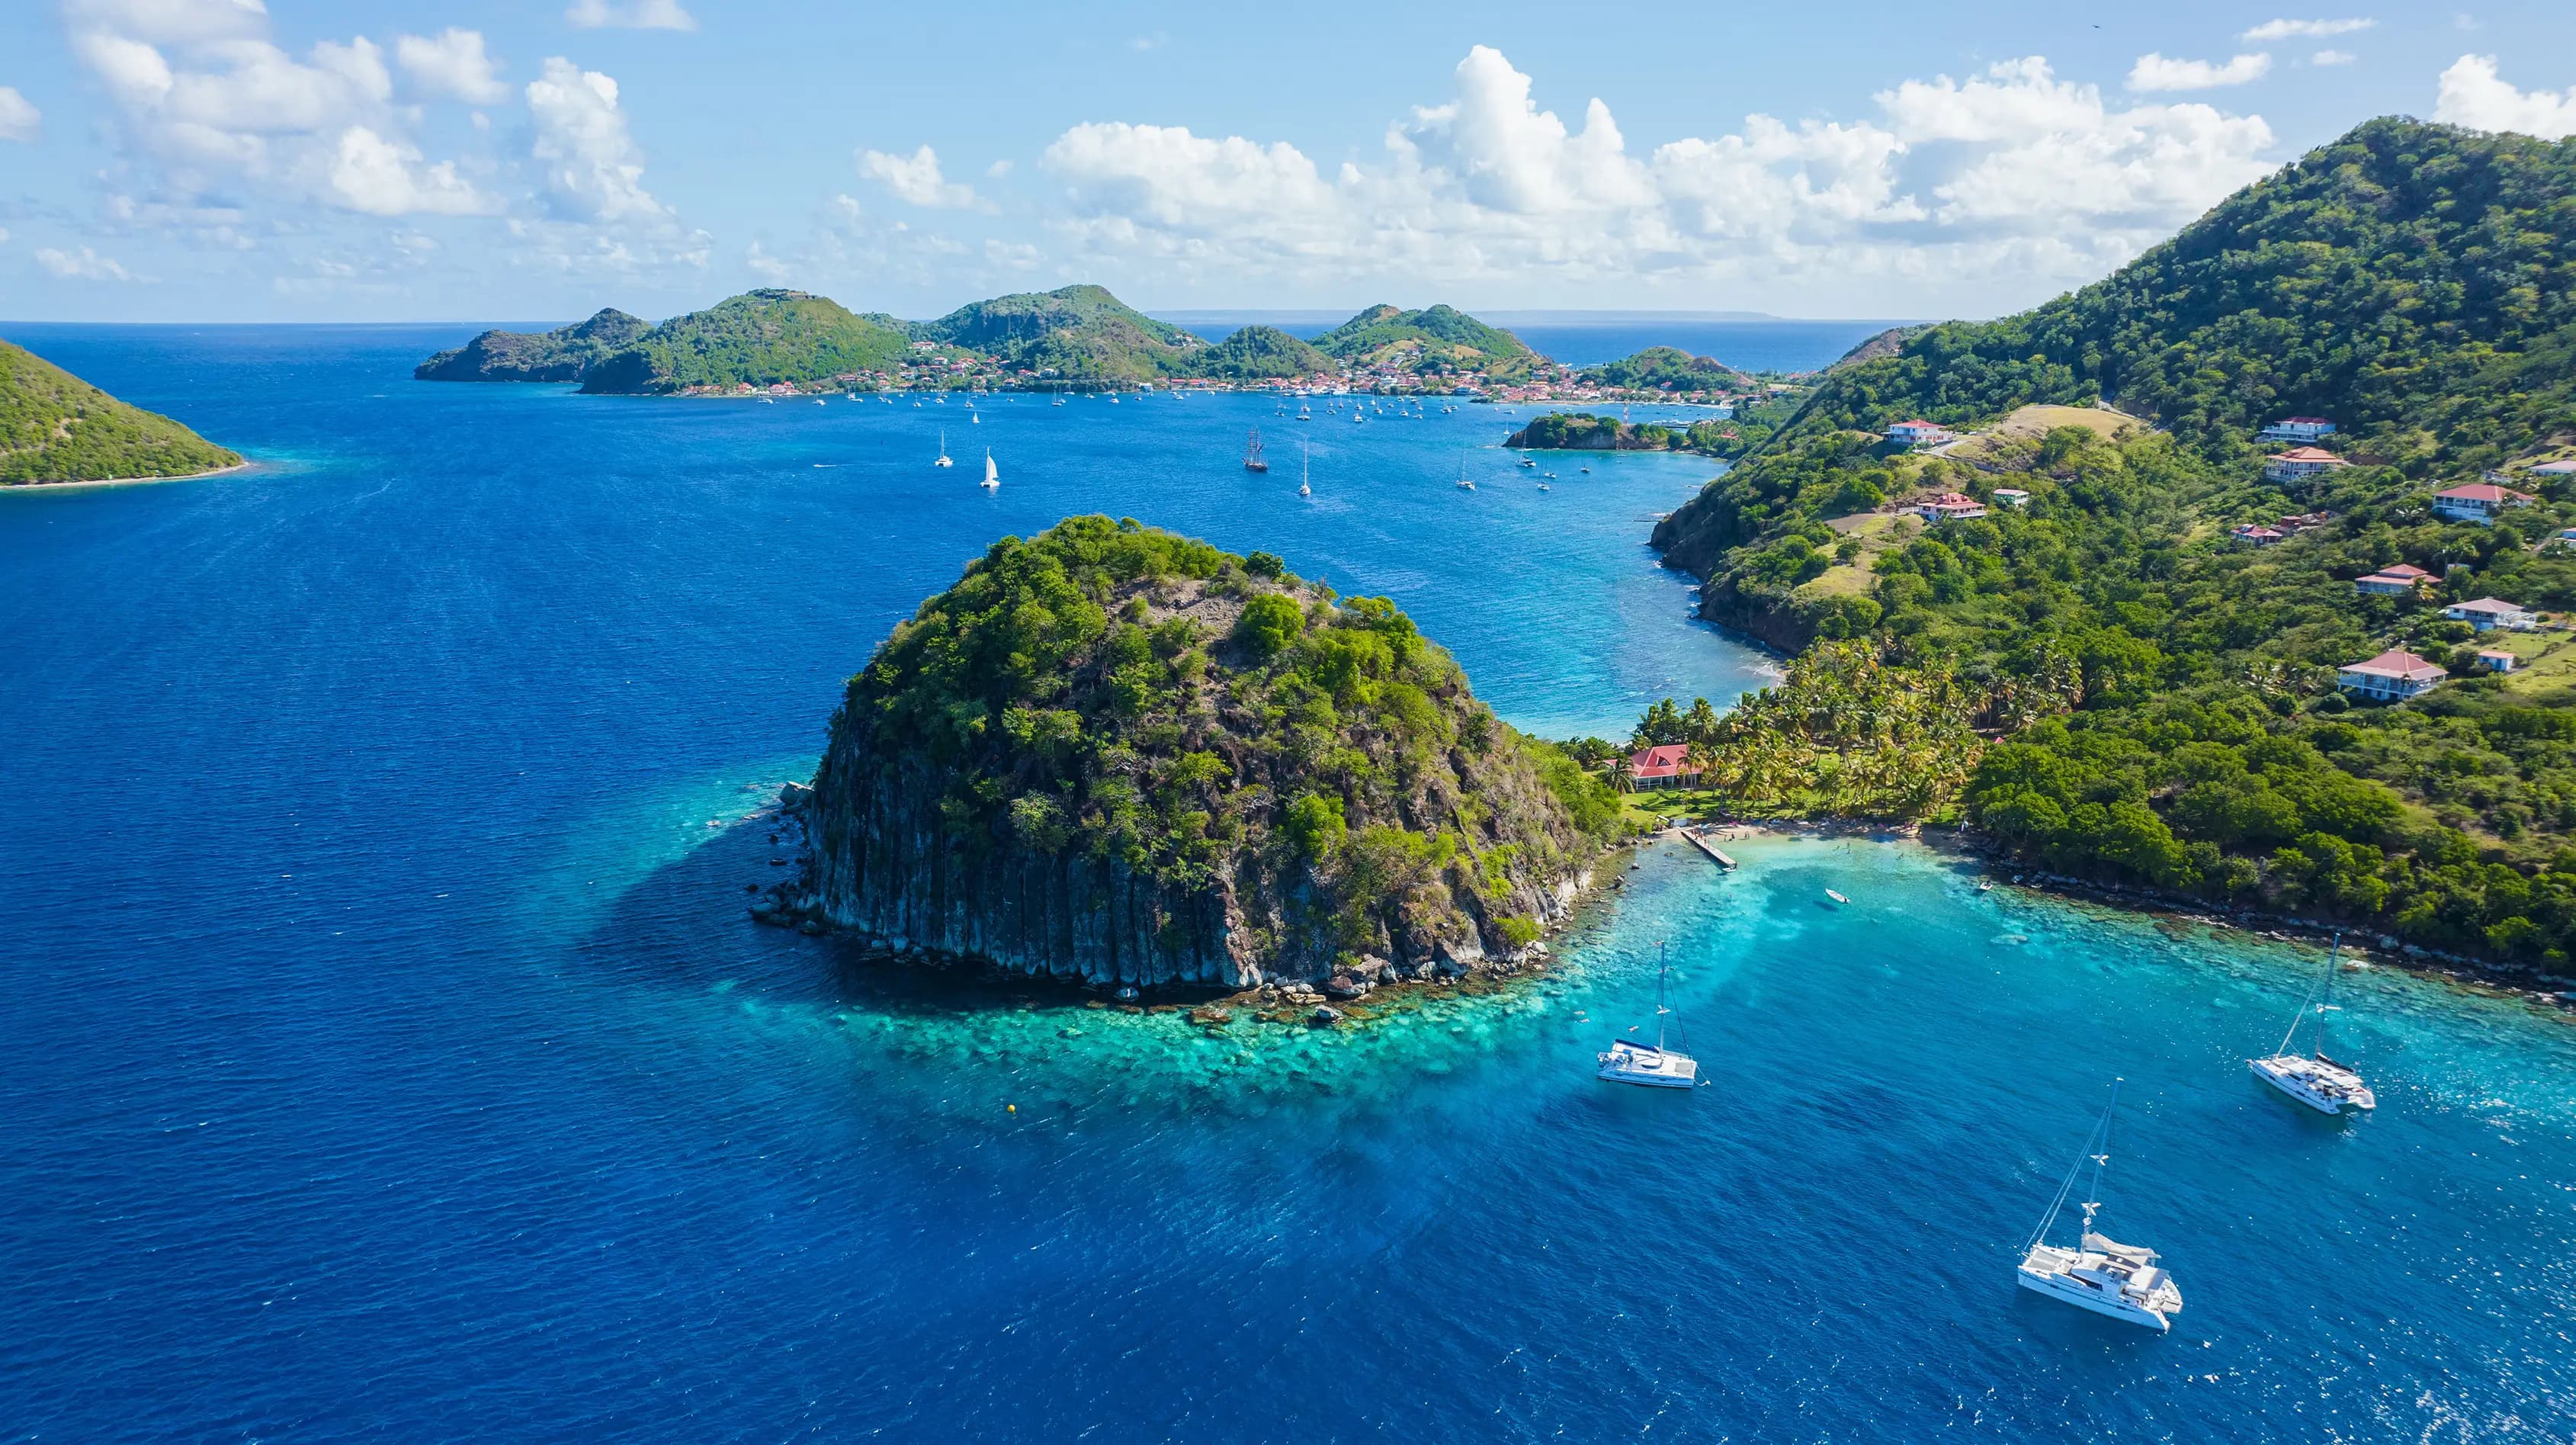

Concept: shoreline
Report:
left=1682, top=819, right=2576, bottom=1016
left=2, top=460, right=253, bottom=494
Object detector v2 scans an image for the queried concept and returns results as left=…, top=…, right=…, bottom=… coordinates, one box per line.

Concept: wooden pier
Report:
left=1680, top=830, right=1737, bottom=869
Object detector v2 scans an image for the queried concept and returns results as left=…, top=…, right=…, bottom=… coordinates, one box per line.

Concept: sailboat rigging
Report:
left=1596, top=941, right=1698, bottom=1088
left=1243, top=428, right=1269, bottom=473
left=2249, top=935, right=2375, bottom=1113
left=1297, top=439, right=1311, bottom=497
left=980, top=448, right=999, bottom=491
left=932, top=429, right=952, bottom=469
left=2015, top=1078, right=2184, bottom=1330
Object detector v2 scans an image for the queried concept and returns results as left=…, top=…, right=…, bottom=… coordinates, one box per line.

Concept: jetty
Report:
left=1679, top=829, right=1737, bottom=869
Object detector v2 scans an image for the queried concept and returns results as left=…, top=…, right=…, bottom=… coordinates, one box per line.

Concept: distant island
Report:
left=1622, top=116, right=2576, bottom=981
left=413, top=286, right=1762, bottom=406
left=756, top=515, right=1623, bottom=994
left=2, top=339, right=242, bottom=486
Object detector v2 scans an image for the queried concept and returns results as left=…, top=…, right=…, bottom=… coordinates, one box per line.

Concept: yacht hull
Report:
left=2250, top=1056, right=2374, bottom=1114
left=2014, top=1267, right=2172, bottom=1331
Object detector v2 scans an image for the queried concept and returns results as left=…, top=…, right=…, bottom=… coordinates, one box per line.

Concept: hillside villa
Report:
left=2354, top=563, right=2437, bottom=596
left=1991, top=488, right=2031, bottom=508
left=2433, top=483, right=2539, bottom=524
left=2231, top=524, right=2286, bottom=545
left=2337, top=648, right=2447, bottom=701
left=1913, top=491, right=1987, bottom=522
left=1887, top=419, right=1952, bottom=448
left=2258, top=416, right=2337, bottom=442
left=2445, top=597, right=2539, bottom=631
left=2528, top=459, right=2576, bottom=477
left=2263, top=446, right=2348, bottom=482
left=1625, top=743, right=1702, bottom=791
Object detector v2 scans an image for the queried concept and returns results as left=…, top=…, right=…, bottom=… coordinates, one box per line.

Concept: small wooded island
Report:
left=757, top=516, right=1624, bottom=992
left=2, top=339, right=240, bottom=486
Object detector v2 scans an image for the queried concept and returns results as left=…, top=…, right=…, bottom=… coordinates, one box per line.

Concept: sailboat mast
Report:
left=1655, top=940, right=1668, bottom=1053
left=2276, top=934, right=2339, bottom=1057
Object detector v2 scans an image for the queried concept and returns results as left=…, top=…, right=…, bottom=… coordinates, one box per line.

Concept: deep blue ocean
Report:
left=2, top=324, right=2571, bottom=1442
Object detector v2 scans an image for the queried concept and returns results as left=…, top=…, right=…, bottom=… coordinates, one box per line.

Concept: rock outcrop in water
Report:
left=759, top=516, right=1624, bottom=991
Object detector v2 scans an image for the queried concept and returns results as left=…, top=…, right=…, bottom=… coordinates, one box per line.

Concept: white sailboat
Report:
left=1597, top=942, right=1698, bottom=1088
left=980, top=448, right=999, bottom=490
left=971, top=410, right=980, bottom=425
left=1298, top=439, right=1311, bottom=498
left=1454, top=448, right=1474, bottom=492
left=932, top=430, right=952, bottom=469
left=2016, top=1079, right=2184, bottom=1331
left=2250, top=936, right=2375, bottom=1114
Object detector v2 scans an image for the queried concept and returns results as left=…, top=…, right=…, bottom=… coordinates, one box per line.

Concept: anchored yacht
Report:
left=2250, top=935, right=2375, bottom=1114
left=932, top=429, right=952, bottom=469
left=1598, top=942, right=1698, bottom=1089
left=2016, top=1079, right=2184, bottom=1331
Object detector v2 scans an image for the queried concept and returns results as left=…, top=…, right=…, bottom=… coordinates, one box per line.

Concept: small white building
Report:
left=2337, top=648, right=2446, bottom=701
left=2433, top=483, right=2539, bottom=524
left=2259, top=417, right=2337, bottom=442
left=2478, top=649, right=2518, bottom=673
left=2353, top=564, right=2436, bottom=597
left=1991, top=488, right=2032, bottom=509
left=2529, top=460, right=2576, bottom=477
left=1888, top=419, right=1952, bottom=448
left=2445, top=597, right=2538, bottom=632
left=2263, top=446, right=2348, bottom=483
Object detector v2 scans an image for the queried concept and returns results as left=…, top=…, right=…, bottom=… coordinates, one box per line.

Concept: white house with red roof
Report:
left=2231, top=524, right=2286, bottom=545
left=1887, top=419, right=1952, bottom=448
left=2444, top=597, right=2538, bottom=631
left=2337, top=648, right=2446, bottom=701
left=2262, top=446, right=2348, bottom=483
left=1625, top=743, right=1701, bottom=790
left=1913, top=491, right=1987, bottom=522
left=2257, top=417, right=2337, bottom=442
left=2353, top=564, right=2436, bottom=597
left=2478, top=648, right=2519, bottom=673
left=2432, top=482, right=2538, bottom=524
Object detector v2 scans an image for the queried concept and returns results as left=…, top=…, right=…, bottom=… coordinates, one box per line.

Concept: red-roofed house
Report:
left=2258, top=417, right=2337, bottom=442
left=2263, top=446, right=2349, bottom=483
left=2354, top=564, right=2436, bottom=597
left=2337, top=649, right=2447, bottom=701
left=1913, top=491, right=1988, bottom=522
left=2478, top=649, right=2519, bottom=673
left=1625, top=743, right=1701, bottom=791
left=2432, top=483, right=2539, bottom=524
left=1887, top=419, right=1952, bottom=447
left=2231, top=524, right=2286, bottom=545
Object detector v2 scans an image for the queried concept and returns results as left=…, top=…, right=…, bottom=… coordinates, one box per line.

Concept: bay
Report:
left=1, top=324, right=2569, bottom=1442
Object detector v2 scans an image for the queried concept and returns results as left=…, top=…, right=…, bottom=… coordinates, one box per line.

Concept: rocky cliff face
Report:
left=755, top=517, right=1616, bottom=992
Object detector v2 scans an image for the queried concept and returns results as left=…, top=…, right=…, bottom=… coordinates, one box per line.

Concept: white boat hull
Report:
left=1596, top=1042, right=1697, bottom=1089
left=2015, top=1264, right=2174, bottom=1331
left=2250, top=1055, right=2374, bottom=1114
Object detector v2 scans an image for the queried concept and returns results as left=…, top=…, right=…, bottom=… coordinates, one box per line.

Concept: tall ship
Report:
left=1243, top=428, right=1269, bottom=473
left=2015, top=1079, right=2185, bottom=1331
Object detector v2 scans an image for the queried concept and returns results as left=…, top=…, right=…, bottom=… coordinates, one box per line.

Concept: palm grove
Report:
left=1618, top=118, right=2576, bottom=971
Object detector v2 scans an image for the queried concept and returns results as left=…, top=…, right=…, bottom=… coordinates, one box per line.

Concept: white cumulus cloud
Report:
left=395, top=28, right=504, bottom=104
left=2241, top=18, right=2375, bottom=41
left=526, top=56, right=666, bottom=222
left=2434, top=54, right=2576, bottom=139
left=37, top=245, right=138, bottom=280
left=329, top=125, right=493, bottom=215
left=2127, top=53, right=2273, bottom=92
left=1036, top=47, right=2276, bottom=313
left=855, top=144, right=980, bottom=209
left=0, top=87, right=38, bottom=142
left=565, top=0, right=695, bottom=31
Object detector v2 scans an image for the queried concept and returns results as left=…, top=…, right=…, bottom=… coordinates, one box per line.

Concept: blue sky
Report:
left=3, top=1, right=2574, bottom=324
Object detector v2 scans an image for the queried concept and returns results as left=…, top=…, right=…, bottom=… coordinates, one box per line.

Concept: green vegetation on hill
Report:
left=1506, top=413, right=1690, bottom=451
left=1197, top=325, right=1333, bottom=380
left=1, top=339, right=241, bottom=485
left=1580, top=346, right=1744, bottom=393
left=916, top=284, right=1207, bottom=382
left=815, top=516, right=1620, bottom=971
left=414, top=308, right=649, bottom=382
left=577, top=291, right=915, bottom=394
left=1314, top=303, right=1535, bottom=380
left=1643, top=117, right=2576, bottom=971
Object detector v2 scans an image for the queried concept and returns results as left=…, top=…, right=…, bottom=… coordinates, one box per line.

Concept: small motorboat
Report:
left=1825, top=889, right=1850, bottom=905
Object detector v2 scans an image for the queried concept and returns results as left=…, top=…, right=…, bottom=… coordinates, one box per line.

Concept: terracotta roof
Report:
left=2271, top=446, right=2344, bottom=464
left=2435, top=483, right=2537, bottom=503
left=2372, top=564, right=2434, bottom=580
left=2478, top=649, right=2516, bottom=660
left=2342, top=649, right=2446, bottom=682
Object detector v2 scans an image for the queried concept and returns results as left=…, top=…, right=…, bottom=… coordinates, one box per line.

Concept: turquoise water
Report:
left=2, top=325, right=2571, bottom=1440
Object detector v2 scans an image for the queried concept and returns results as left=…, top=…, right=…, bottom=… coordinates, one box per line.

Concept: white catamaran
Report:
left=2250, top=936, right=2375, bottom=1115
left=2016, top=1079, right=2184, bottom=1331
left=932, top=429, right=952, bottom=469
left=1597, top=941, right=1698, bottom=1089
left=980, top=448, right=999, bottom=491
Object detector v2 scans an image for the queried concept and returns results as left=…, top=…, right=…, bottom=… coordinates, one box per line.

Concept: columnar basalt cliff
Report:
left=761, top=516, right=1623, bottom=991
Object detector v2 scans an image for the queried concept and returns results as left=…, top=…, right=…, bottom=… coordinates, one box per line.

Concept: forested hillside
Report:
left=1642, top=118, right=2576, bottom=971
left=0, top=339, right=241, bottom=485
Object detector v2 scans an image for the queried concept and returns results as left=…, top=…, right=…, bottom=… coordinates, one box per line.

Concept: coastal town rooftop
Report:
left=1625, top=743, right=1700, bottom=789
